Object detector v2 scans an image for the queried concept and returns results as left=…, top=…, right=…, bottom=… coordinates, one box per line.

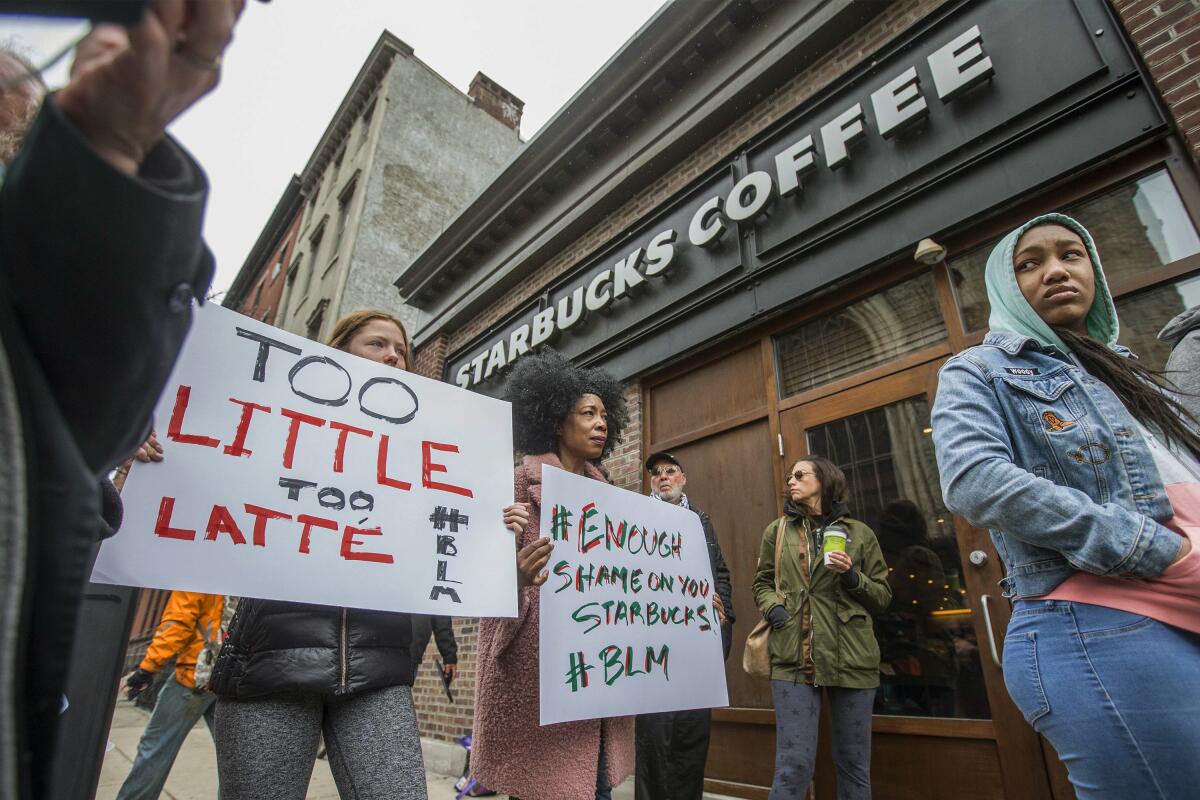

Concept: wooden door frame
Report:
left=776, top=357, right=1055, bottom=800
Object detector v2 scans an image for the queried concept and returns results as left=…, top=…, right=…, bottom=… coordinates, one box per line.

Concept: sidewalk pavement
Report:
left=99, top=699, right=638, bottom=800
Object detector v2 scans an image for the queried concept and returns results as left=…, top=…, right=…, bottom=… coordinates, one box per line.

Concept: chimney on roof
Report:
left=468, top=72, right=524, bottom=132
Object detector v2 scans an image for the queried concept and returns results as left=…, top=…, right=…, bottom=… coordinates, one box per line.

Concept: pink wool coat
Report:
left=471, top=453, right=635, bottom=800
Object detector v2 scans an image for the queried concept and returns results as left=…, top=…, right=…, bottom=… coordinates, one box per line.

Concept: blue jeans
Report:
left=117, top=672, right=216, bottom=800
left=1003, top=600, right=1200, bottom=799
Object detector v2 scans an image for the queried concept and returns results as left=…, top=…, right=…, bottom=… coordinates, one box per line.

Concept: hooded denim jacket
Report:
left=932, top=330, right=1183, bottom=598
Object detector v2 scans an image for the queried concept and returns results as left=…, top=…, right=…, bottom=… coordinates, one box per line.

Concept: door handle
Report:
left=980, top=593, right=1002, bottom=669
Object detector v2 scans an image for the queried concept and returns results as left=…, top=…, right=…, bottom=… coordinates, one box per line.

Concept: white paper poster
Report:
left=538, top=466, right=729, bottom=725
left=93, top=303, right=517, bottom=617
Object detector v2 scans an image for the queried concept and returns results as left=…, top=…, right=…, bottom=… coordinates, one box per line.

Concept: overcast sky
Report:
left=5, top=1, right=663, bottom=298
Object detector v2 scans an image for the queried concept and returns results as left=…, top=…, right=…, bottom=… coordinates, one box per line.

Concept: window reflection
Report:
left=1116, top=273, right=1200, bottom=370
left=951, top=168, right=1200, bottom=333
left=806, top=398, right=990, bottom=719
left=776, top=273, right=946, bottom=396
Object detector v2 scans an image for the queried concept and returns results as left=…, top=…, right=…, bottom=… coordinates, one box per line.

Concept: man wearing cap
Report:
left=635, top=452, right=734, bottom=800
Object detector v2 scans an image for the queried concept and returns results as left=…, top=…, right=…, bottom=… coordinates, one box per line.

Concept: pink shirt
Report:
left=1043, top=483, right=1200, bottom=634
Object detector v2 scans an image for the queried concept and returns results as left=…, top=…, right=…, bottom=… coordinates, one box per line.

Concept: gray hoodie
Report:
left=1158, top=305, right=1200, bottom=421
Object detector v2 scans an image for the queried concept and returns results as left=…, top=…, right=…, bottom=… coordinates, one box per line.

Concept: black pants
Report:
left=635, top=709, right=711, bottom=800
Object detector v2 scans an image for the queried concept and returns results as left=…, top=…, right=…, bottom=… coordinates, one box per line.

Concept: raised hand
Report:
left=57, top=0, right=245, bottom=174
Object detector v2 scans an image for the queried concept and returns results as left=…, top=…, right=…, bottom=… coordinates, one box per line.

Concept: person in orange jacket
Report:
left=117, top=591, right=229, bottom=800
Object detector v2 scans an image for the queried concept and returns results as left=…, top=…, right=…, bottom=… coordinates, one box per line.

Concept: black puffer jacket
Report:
left=209, top=599, right=413, bottom=699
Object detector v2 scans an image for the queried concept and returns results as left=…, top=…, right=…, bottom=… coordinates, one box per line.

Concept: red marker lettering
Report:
left=376, top=435, right=412, bottom=491
left=329, top=421, right=374, bottom=473
left=166, top=385, right=220, bottom=447
left=296, top=513, right=338, bottom=554
left=154, top=496, right=196, bottom=541
left=223, top=398, right=271, bottom=458
left=281, top=408, right=327, bottom=469
left=421, top=441, right=474, bottom=498
left=340, top=525, right=394, bottom=564
left=244, top=503, right=292, bottom=547
left=204, top=504, right=247, bottom=545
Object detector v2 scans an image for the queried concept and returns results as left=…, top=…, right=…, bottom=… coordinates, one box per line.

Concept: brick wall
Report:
left=413, top=331, right=449, bottom=379
left=602, top=385, right=643, bottom=493
left=234, top=212, right=302, bottom=324
left=1114, top=0, right=1200, bottom=166
left=412, top=617, right=477, bottom=743
left=447, top=0, right=952, bottom=354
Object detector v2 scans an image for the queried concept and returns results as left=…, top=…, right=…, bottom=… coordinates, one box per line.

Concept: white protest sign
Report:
left=93, top=303, right=517, bottom=617
left=538, top=466, right=728, bottom=725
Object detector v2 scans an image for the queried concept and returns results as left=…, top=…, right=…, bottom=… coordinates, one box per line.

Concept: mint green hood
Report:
left=984, top=213, right=1119, bottom=353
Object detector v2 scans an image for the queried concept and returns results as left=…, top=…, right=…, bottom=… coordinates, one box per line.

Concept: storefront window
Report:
left=950, top=169, right=1200, bottom=332
left=1115, top=273, right=1200, bottom=370
left=806, top=398, right=990, bottom=720
left=775, top=273, right=946, bottom=397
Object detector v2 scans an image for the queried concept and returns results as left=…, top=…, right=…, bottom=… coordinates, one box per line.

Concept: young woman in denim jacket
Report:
left=932, top=214, right=1200, bottom=799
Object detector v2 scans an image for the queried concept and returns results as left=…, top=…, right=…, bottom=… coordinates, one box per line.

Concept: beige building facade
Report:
left=276, top=31, right=524, bottom=343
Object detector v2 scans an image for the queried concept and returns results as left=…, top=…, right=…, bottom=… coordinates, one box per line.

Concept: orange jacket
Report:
left=139, top=592, right=223, bottom=689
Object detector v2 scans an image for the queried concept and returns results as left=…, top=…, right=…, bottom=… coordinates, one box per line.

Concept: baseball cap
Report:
left=645, top=451, right=683, bottom=473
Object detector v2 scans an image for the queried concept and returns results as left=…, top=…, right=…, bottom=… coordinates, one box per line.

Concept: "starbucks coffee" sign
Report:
left=455, top=25, right=994, bottom=389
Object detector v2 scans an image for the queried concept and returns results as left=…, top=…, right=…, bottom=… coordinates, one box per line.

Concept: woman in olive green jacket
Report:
left=753, top=456, right=891, bottom=799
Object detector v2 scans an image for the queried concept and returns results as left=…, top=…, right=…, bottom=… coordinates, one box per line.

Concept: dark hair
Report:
left=791, top=455, right=848, bottom=517
left=1057, top=328, right=1200, bottom=458
left=505, top=348, right=628, bottom=459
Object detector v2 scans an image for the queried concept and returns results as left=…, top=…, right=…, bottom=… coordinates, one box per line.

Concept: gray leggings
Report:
left=215, top=685, right=427, bottom=800
left=770, top=681, right=875, bottom=800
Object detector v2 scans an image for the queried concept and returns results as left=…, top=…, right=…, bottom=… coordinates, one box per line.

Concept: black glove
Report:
left=124, top=668, right=154, bottom=700
left=839, top=567, right=862, bottom=589
left=767, top=605, right=791, bottom=630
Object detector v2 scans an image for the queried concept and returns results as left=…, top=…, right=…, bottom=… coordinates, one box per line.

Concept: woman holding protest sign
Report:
left=207, top=310, right=529, bottom=800
left=472, top=348, right=633, bottom=800
left=752, top=456, right=891, bottom=799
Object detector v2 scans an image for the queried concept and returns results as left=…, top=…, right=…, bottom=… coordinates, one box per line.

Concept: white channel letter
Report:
left=871, top=66, right=928, bottom=138
left=643, top=229, right=677, bottom=276
left=530, top=306, right=556, bottom=347
left=557, top=286, right=585, bottom=331
left=469, top=350, right=489, bottom=385
left=688, top=195, right=727, bottom=248
left=820, top=103, right=866, bottom=170
left=774, top=135, right=816, bottom=197
left=506, top=324, right=531, bottom=365
left=928, top=25, right=994, bottom=103
left=613, top=248, right=645, bottom=298
left=483, top=340, right=506, bottom=379
left=586, top=268, right=613, bottom=312
left=725, top=171, right=774, bottom=222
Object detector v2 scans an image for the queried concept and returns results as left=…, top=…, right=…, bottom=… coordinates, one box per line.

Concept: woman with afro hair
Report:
left=471, top=348, right=634, bottom=800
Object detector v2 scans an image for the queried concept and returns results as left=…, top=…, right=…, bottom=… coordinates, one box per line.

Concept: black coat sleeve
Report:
left=430, top=615, right=458, bottom=664
left=0, top=96, right=214, bottom=475
left=699, top=509, right=735, bottom=659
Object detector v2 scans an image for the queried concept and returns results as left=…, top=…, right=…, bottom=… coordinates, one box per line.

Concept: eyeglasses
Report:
left=650, top=466, right=681, bottom=478
left=790, top=469, right=815, bottom=481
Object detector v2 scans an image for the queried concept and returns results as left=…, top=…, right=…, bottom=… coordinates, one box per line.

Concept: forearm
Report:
left=432, top=617, right=458, bottom=663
